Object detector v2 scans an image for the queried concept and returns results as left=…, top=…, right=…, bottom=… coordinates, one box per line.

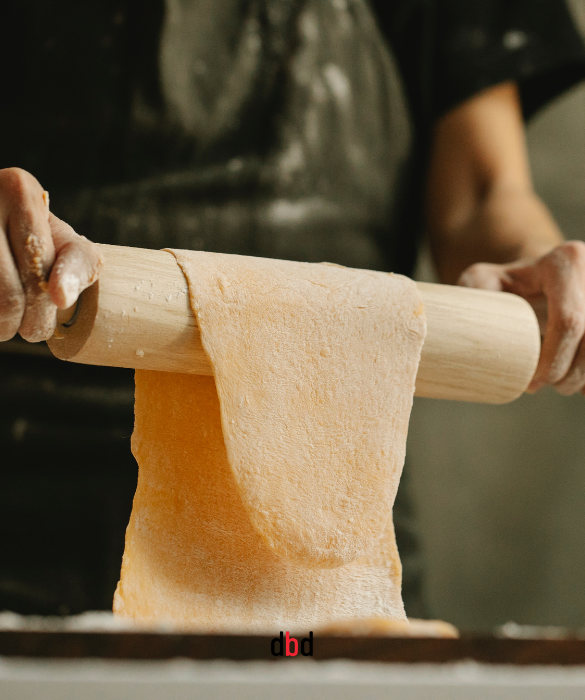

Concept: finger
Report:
left=0, top=224, right=26, bottom=341
left=554, top=334, right=585, bottom=395
left=0, top=168, right=57, bottom=342
left=525, top=295, right=548, bottom=337
left=498, top=258, right=544, bottom=298
left=528, top=243, right=585, bottom=391
left=47, top=213, right=103, bottom=309
left=457, top=262, right=510, bottom=291
left=491, top=259, right=552, bottom=337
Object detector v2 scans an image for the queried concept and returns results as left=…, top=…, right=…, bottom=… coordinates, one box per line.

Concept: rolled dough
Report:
left=113, top=251, right=426, bottom=632
left=316, top=617, right=459, bottom=638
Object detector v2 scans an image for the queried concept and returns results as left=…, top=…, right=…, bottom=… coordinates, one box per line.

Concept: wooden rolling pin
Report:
left=47, top=244, right=541, bottom=404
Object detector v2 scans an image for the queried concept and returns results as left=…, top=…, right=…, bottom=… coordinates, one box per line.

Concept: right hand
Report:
left=459, top=241, right=585, bottom=395
left=0, top=167, right=103, bottom=343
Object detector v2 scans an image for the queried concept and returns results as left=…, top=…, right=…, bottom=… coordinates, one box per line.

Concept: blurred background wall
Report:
left=409, top=0, right=585, bottom=632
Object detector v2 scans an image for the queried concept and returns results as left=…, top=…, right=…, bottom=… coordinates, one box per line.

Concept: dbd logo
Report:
left=271, top=631, right=313, bottom=657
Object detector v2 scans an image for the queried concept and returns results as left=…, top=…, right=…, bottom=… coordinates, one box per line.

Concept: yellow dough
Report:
left=113, top=252, right=426, bottom=632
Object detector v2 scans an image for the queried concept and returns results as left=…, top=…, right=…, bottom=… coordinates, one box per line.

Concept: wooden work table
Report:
left=2, top=630, right=585, bottom=665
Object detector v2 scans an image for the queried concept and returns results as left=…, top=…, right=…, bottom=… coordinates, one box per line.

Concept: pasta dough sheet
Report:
left=114, top=252, right=426, bottom=632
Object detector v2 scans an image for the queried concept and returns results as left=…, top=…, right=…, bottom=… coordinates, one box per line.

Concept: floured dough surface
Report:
left=114, top=251, right=426, bottom=631
left=114, top=371, right=407, bottom=632
left=170, top=251, right=425, bottom=568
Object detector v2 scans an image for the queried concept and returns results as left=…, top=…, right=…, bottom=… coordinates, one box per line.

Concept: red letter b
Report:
left=285, top=631, right=298, bottom=656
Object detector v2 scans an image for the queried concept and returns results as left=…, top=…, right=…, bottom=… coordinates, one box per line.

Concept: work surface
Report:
left=4, top=631, right=585, bottom=699
left=2, top=630, right=585, bottom=664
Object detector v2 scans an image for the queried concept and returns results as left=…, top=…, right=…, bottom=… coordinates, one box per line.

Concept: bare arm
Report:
left=427, top=81, right=562, bottom=283
left=427, top=82, right=585, bottom=394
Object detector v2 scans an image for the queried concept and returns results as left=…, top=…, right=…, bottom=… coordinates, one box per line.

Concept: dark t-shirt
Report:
left=2, top=0, right=583, bottom=273
left=1, top=0, right=584, bottom=615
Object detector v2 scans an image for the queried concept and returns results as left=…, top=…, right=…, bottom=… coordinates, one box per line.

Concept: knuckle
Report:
left=555, top=383, right=578, bottom=396
left=468, top=262, right=494, bottom=275
left=49, top=212, right=76, bottom=239
left=556, top=309, right=585, bottom=337
left=555, top=368, right=585, bottom=396
left=561, top=240, right=585, bottom=261
left=0, top=290, right=25, bottom=319
left=466, top=262, right=483, bottom=273
left=546, top=241, right=585, bottom=270
left=458, top=263, right=485, bottom=284
left=459, top=263, right=502, bottom=291
left=0, top=167, right=40, bottom=206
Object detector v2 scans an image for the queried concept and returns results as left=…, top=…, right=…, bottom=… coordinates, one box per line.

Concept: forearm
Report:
left=431, top=186, right=563, bottom=284
left=426, top=82, right=563, bottom=284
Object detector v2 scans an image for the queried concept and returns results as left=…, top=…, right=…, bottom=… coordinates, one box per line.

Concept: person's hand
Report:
left=0, top=167, right=103, bottom=343
left=459, top=241, right=585, bottom=395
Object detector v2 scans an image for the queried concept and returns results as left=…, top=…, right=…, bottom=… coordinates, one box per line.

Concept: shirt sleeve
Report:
left=372, top=0, right=585, bottom=130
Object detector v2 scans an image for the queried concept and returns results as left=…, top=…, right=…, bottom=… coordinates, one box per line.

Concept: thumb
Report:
left=500, top=259, right=548, bottom=336
left=498, top=257, right=545, bottom=298
left=47, top=213, right=103, bottom=309
left=458, top=260, right=548, bottom=336
left=457, top=262, right=510, bottom=291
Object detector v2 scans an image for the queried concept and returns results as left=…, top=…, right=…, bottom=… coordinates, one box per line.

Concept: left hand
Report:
left=459, top=241, right=585, bottom=395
